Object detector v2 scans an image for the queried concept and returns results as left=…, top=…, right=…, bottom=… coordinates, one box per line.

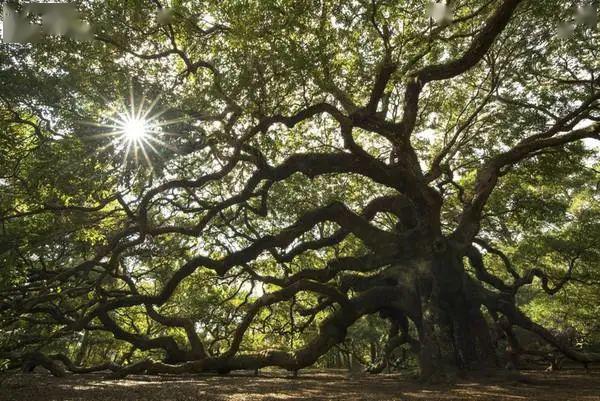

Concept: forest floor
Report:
left=1, top=368, right=599, bottom=401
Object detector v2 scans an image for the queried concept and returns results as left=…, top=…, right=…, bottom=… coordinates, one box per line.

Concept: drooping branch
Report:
left=105, top=285, right=416, bottom=378
left=96, top=311, right=189, bottom=363
left=466, top=245, right=513, bottom=293
left=368, top=310, right=419, bottom=374
left=474, top=238, right=520, bottom=279
left=491, top=296, right=600, bottom=364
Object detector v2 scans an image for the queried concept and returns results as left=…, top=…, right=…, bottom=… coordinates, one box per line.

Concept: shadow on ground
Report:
left=1, top=369, right=599, bottom=401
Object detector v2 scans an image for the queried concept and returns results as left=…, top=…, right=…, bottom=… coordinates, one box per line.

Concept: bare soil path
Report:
left=1, top=369, right=599, bottom=401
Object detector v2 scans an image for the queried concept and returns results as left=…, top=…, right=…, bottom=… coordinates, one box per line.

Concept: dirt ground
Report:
left=1, top=369, right=599, bottom=401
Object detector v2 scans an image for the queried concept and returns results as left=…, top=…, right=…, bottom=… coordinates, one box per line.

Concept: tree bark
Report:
left=414, top=247, right=498, bottom=381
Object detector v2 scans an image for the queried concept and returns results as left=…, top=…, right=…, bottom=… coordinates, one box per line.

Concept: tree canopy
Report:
left=0, top=0, right=599, bottom=380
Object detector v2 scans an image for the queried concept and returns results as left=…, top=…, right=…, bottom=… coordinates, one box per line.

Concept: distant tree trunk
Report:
left=334, top=351, right=343, bottom=368
left=370, top=341, right=377, bottom=364
left=75, top=331, right=90, bottom=366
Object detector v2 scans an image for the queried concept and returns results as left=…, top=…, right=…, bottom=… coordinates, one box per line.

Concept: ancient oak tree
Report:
left=1, top=0, right=599, bottom=380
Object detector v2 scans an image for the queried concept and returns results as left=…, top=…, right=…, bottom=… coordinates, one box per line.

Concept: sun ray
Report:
left=144, top=134, right=177, bottom=151
left=141, top=137, right=167, bottom=156
left=122, top=139, right=133, bottom=167
left=141, top=95, right=161, bottom=120
left=138, top=140, right=155, bottom=172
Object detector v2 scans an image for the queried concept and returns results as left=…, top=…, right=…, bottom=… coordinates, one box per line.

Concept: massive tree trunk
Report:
left=412, top=246, right=497, bottom=380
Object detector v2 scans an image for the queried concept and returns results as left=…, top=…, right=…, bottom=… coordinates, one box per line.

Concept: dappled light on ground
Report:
left=1, top=369, right=599, bottom=401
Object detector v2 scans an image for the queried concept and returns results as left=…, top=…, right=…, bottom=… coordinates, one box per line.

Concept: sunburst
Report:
left=85, top=87, right=183, bottom=168
left=123, top=117, right=147, bottom=141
